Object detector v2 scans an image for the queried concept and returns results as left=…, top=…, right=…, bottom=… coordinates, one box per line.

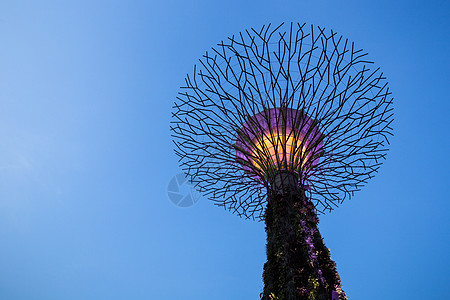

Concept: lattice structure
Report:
left=171, top=22, right=393, bottom=220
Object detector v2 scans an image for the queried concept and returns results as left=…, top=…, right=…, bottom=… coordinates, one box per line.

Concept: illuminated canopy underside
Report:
left=235, top=107, right=324, bottom=186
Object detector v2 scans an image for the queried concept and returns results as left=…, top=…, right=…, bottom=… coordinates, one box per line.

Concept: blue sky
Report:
left=0, top=1, right=449, bottom=299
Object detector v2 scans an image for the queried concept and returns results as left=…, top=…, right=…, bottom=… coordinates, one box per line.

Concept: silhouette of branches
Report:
left=171, top=22, right=393, bottom=220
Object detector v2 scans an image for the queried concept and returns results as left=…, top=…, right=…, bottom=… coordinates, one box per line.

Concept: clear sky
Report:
left=0, top=1, right=449, bottom=299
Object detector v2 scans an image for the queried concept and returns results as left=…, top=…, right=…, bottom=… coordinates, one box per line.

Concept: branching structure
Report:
left=171, top=22, right=393, bottom=300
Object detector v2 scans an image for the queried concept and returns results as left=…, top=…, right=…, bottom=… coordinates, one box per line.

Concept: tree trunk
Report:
left=261, top=184, right=347, bottom=300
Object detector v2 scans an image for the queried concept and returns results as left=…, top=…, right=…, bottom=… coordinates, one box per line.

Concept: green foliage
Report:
left=269, top=293, right=279, bottom=300
left=261, top=189, right=347, bottom=300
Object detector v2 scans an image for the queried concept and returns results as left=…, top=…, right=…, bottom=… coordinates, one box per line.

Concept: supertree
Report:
left=171, top=22, right=393, bottom=300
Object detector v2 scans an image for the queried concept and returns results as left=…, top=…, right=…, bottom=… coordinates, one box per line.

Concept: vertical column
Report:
left=261, top=172, right=346, bottom=300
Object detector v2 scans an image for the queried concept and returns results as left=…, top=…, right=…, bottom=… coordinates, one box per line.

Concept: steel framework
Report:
left=171, top=22, right=393, bottom=219
left=171, top=22, right=393, bottom=299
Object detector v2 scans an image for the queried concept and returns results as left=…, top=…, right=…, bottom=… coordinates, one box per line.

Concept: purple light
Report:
left=331, top=290, right=339, bottom=300
left=235, top=107, right=324, bottom=182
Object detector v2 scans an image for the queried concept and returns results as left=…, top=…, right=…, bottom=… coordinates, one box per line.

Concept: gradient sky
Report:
left=0, top=1, right=449, bottom=299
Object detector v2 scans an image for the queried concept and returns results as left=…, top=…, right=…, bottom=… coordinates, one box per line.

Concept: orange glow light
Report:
left=251, top=129, right=309, bottom=173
